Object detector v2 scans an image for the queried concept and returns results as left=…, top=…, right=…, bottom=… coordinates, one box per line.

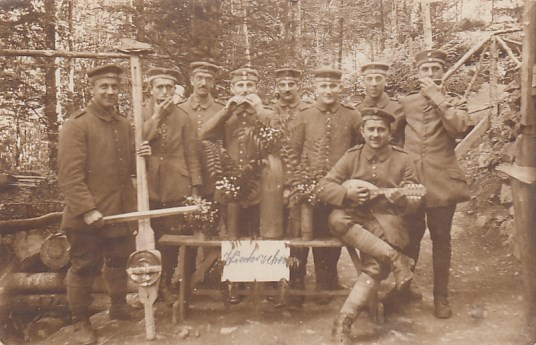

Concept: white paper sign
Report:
left=221, top=240, right=290, bottom=282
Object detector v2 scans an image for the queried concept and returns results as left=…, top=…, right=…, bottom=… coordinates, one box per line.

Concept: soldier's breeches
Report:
left=66, top=269, right=96, bottom=321
left=427, top=205, right=456, bottom=298
left=66, top=230, right=135, bottom=276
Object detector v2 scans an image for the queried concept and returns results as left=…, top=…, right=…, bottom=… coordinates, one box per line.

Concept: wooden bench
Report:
left=158, top=234, right=361, bottom=323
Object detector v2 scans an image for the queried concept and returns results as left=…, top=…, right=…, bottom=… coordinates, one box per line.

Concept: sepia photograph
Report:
left=0, top=0, right=535, bottom=344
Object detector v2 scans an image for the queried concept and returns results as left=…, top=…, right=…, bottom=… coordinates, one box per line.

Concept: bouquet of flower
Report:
left=181, top=196, right=219, bottom=237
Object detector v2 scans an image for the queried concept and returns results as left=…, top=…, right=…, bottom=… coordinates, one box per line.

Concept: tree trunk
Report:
left=44, top=0, right=58, bottom=171
left=421, top=0, right=433, bottom=49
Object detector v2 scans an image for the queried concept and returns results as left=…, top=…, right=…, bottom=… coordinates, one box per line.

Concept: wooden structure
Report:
left=158, top=234, right=362, bottom=323
left=501, top=0, right=536, bottom=338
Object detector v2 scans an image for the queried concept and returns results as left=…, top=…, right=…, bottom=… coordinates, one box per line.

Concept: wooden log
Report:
left=501, top=37, right=522, bottom=46
left=496, top=35, right=522, bottom=68
left=0, top=293, right=109, bottom=313
left=464, top=44, right=489, bottom=99
left=0, top=206, right=199, bottom=235
left=455, top=114, right=490, bottom=157
left=4, top=272, right=137, bottom=293
left=0, top=212, right=63, bottom=234
left=444, top=28, right=522, bottom=81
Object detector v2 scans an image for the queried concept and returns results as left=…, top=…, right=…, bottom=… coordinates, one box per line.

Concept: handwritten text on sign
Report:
left=221, top=241, right=290, bottom=282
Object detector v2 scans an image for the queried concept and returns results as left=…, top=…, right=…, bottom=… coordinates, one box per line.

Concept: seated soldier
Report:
left=316, top=108, right=421, bottom=345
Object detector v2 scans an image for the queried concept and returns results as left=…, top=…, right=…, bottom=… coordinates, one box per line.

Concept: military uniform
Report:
left=143, top=68, right=202, bottom=296
left=398, top=49, right=470, bottom=318
left=317, top=108, right=418, bottom=344
left=200, top=68, right=273, bottom=237
left=290, top=69, right=362, bottom=292
left=58, top=64, right=140, bottom=343
left=356, top=93, right=403, bottom=146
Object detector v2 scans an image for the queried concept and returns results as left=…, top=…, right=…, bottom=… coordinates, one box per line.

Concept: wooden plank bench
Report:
left=158, top=234, right=361, bottom=323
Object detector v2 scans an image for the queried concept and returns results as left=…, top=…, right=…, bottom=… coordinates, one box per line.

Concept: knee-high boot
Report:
left=66, top=269, right=97, bottom=345
left=340, top=224, right=413, bottom=289
left=332, top=273, right=376, bottom=345
left=103, top=266, right=142, bottom=320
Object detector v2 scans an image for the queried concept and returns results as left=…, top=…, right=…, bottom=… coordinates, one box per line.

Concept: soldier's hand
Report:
left=244, top=93, right=264, bottom=114
left=152, top=96, right=174, bottom=122
left=419, top=77, right=443, bottom=99
left=137, top=140, right=152, bottom=156
left=345, top=186, right=369, bottom=206
left=385, top=189, right=407, bottom=207
left=83, top=209, right=104, bottom=227
left=225, top=96, right=245, bottom=117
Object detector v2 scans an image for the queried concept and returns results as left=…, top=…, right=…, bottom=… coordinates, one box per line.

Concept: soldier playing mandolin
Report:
left=316, top=108, right=424, bottom=345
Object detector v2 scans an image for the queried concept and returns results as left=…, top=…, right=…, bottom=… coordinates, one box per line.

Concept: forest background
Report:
left=0, top=0, right=524, bottom=174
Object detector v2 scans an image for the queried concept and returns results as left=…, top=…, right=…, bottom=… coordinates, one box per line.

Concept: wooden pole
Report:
left=513, top=0, right=536, bottom=339
left=443, top=28, right=522, bottom=81
left=496, top=35, right=522, bottom=68
left=490, top=36, right=499, bottom=129
left=129, top=53, right=159, bottom=341
left=464, top=44, right=489, bottom=99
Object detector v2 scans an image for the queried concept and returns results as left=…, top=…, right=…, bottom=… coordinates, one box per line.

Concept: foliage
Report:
left=281, top=136, right=331, bottom=207
left=203, top=140, right=260, bottom=203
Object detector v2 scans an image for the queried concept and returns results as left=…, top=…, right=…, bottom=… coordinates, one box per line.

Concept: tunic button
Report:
left=372, top=166, right=376, bottom=170
left=372, top=173, right=377, bottom=178
left=160, top=157, right=164, bottom=161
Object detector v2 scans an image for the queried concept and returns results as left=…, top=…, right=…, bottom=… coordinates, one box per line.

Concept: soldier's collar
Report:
left=277, top=98, right=301, bottom=109
left=363, top=92, right=390, bottom=108
left=315, top=101, right=340, bottom=113
left=87, top=101, right=120, bottom=122
left=189, top=94, right=214, bottom=110
left=362, top=144, right=391, bottom=162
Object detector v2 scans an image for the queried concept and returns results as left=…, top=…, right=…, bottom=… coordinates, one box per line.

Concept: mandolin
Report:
left=342, top=179, right=426, bottom=200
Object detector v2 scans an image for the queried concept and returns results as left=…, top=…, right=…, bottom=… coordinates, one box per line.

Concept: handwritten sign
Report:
left=221, top=241, right=290, bottom=282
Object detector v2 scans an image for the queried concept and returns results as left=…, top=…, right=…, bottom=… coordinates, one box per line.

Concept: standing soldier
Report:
left=270, top=67, right=311, bottom=307
left=58, top=64, right=149, bottom=345
left=356, top=62, right=403, bottom=146
left=200, top=67, right=272, bottom=303
left=178, top=61, right=224, bottom=199
left=398, top=49, right=470, bottom=319
left=290, top=69, right=362, bottom=302
left=142, top=67, right=202, bottom=302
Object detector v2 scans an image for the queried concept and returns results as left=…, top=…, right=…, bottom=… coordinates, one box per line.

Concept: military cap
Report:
left=313, top=68, right=342, bottom=82
left=230, top=67, right=259, bottom=83
left=361, top=62, right=390, bottom=75
left=361, top=107, right=396, bottom=124
left=87, top=64, right=123, bottom=82
left=415, top=49, right=448, bottom=67
left=146, top=67, right=180, bottom=83
left=275, top=67, right=302, bottom=81
left=190, top=61, right=219, bottom=76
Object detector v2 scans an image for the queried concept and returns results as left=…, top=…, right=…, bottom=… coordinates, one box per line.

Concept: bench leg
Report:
left=172, top=244, right=187, bottom=324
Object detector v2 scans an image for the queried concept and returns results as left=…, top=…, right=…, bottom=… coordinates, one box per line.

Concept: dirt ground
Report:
left=12, top=199, right=531, bottom=345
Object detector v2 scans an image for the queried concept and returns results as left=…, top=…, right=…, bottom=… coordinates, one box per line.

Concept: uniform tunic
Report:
left=142, top=100, right=202, bottom=204
left=317, top=144, right=419, bottom=249
left=177, top=95, right=224, bottom=197
left=397, top=91, right=470, bottom=207
left=58, top=101, right=136, bottom=238
left=290, top=102, right=362, bottom=167
left=356, top=92, right=403, bottom=146
left=200, top=103, right=273, bottom=206
left=270, top=98, right=312, bottom=129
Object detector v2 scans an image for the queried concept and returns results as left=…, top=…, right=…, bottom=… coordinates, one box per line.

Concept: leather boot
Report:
left=332, top=273, right=376, bottom=344
left=331, top=314, right=354, bottom=345
left=340, top=225, right=413, bottom=289
left=66, top=270, right=97, bottom=344
left=72, top=319, right=97, bottom=345
left=434, top=296, right=452, bottom=319
left=103, top=267, right=143, bottom=320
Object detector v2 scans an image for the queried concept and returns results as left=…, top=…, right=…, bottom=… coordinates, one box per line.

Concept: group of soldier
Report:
left=57, top=48, right=470, bottom=345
